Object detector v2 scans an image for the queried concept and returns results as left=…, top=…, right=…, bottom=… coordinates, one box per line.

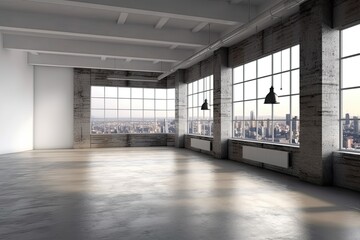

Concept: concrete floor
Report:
left=0, top=147, right=359, bottom=240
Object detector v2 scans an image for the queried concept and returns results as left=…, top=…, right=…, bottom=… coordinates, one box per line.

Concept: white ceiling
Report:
left=0, top=0, right=288, bottom=74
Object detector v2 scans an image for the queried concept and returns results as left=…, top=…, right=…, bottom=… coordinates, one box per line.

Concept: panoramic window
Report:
left=341, top=24, right=360, bottom=150
left=232, top=45, right=300, bottom=145
left=187, top=75, right=214, bottom=136
left=91, top=87, right=175, bottom=134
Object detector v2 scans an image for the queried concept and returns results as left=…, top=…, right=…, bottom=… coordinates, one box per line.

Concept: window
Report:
left=341, top=24, right=360, bottom=150
left=232, top=45, right=300, bottom=145
left=187, top=76, right=214, bottom=136
left=91, top=87, right=175, bottom=134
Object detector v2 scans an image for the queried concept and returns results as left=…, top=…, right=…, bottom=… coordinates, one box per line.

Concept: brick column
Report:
left=74, top=68, right=91, bottom=148
left=299, top=0, right=339, bottom=185
left=175, top=70, right=187, bottom=148
left=213, top=48, right=232, bottom=159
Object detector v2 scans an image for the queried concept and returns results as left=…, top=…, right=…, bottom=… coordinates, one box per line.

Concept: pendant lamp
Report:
left=264, top=86, right=279, bottom=104
left=201, top=99, right=209, bottom=110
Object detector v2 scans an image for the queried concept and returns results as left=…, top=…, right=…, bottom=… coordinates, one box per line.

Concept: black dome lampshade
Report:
left=201, top=99, right=209, bottom=110
left=264, top=86, right=279, bottom=104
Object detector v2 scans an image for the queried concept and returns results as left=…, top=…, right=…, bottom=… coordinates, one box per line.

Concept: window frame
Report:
left=187, top=75, right=214, bottom=136
left=232, top=45, right=300, bottom=145
left=90, top=86, right=175, bottom=134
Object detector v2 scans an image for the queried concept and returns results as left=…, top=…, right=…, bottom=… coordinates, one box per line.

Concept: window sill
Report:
left=186, top=134, right=214, bottom=139
left=229, top=138, right=300, bottom=149
left=334, top=150, right=360, bottom=156
left=91, top=133, right=175, bottom=135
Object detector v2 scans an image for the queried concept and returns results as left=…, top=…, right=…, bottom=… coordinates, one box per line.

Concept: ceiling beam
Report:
left=0, top=10, right=219, bottom=48
left=28, top=53, right=172, bottom=72
left=192, top=22, right=208, bottom=33
left=3, top=34, right=194, bottom=62
left=117, top=12, right=128, bottom=24
left=154, top=17, right=169, bottom=29
left=26, top=0, right=254, bottom=25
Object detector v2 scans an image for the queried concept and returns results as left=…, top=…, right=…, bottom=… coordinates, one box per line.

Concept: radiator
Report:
left=242, top=146, right=289, bottom=168
left=191, top=138, right=211, bottom=151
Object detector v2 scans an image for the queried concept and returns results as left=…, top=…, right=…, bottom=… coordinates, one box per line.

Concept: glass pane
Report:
left=258, top=119, right=272, bottom=141
left=105, top=87, right=117, bottom=98
left=342, top=56, right=360, bottom=89
left=205, top=76, right=211, bottom=91
left=105, top=110, right=117, bottom=120
left=156, top=89, right=167, bottom=99
left=258, top=100, right=272, bottom=120
left=198, top=92, right=204, bottom=107
left=274, top=96, right=290, bottom=120
left=144, top=100, right=155, bottom=109
left=198, top=78, right=204, bottom=92
left=118, top=87, right=130, bottom=98
left=234, top=66, right=244, bottom=84
left=233, top=121, right=244, bottom=138
left=167, top=100, right=175, bottom=110
left=244, top=120, right=257, bottom=139
left=292, top=95, right=300, bottom=120
left=156, top=110, right=167, bottom=119
left=273, top=51, right=281, bottom=74
left=244, top=61, right=257, bottom=81
left=258, top=55, right=272, bottom=77
left=257, top=76, right=272, bottom=99
left=188, top=108, right=193, bottom=120
left=91, top=86, right=104, bottom=97
left=168, top=110, right=175, bottom=119
left=203, top=91, right=211, bottom=105
left=282, top=48, right=291, bottom=72
left=167, top=89, right=175, bottom=99
left=291, top=45, right=300, bottom=69
left=117, top=122, right=132, bottom=134
left=274, top=72, right=290, bottom=96
left=342, top=24, right=360, bottom=57
left=193, top=107, right=198, bottom=120
left=273, top=120, right=290, bottom=144
left=244, top=100, right=256, bottom=120
left=132, top=88, right=143, bottom=98
left=233, top=102, right=243, bottom=121
left=144, top=110, right=155, bottom=120
left=233, top=83, right=243, bottom=102
left=193, top=81, right=198, bottom=93
left=342, top=88, right=360, bottom=118
left=188, top=83, right=193, bottom=95
left=131, top=99, right=143, bottom=109
left=193, top=94, right=198, bottom=107
left=244, top=80, right=257, bottom=100
left=341, top=120, right=360, bottom=150
left=291, top=70, right=300, bottom=94
left=210, top=76, right=213, bottom=89
left=188, top=95, right=193, bottom=108
left=291, top=120, right=300, bottom=144
left=118, top=99, right=130, bottom=109
left=91, top=98, right=104, bottom=109
left=91, top=121, right=104, bottom=134
left=105, top=99, right=117, bottom=109
left=118, top=110, right=130, bottom=120
left=144, top=88, right=155, bottom=99
left=131, top=110, right=143, bottom=120
left=91, top=109, right=104, bottom=119
left=156, top=100, right=167, bottom=110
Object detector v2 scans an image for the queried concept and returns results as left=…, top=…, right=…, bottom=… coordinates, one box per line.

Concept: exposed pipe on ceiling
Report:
left=158, top=0, right=307, bottom=80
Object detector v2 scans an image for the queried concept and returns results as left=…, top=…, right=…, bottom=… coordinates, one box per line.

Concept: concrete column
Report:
left=299, top=0, right=339, bottom=185
left=213, top=48, right=232, bottom=159
left=175, top=70, right=187, bottom=148
left=73, top=68, right=91, bottom=148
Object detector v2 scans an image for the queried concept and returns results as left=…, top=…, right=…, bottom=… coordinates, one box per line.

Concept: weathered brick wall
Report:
left=74, top=68, right=175, bottom=148
left=90, top=134, right=172, bottom=148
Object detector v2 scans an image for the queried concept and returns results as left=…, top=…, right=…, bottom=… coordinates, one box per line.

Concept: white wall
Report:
left=0, top=34, right=34, bottom=155
left=34, top=66, right=74, bottom=149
